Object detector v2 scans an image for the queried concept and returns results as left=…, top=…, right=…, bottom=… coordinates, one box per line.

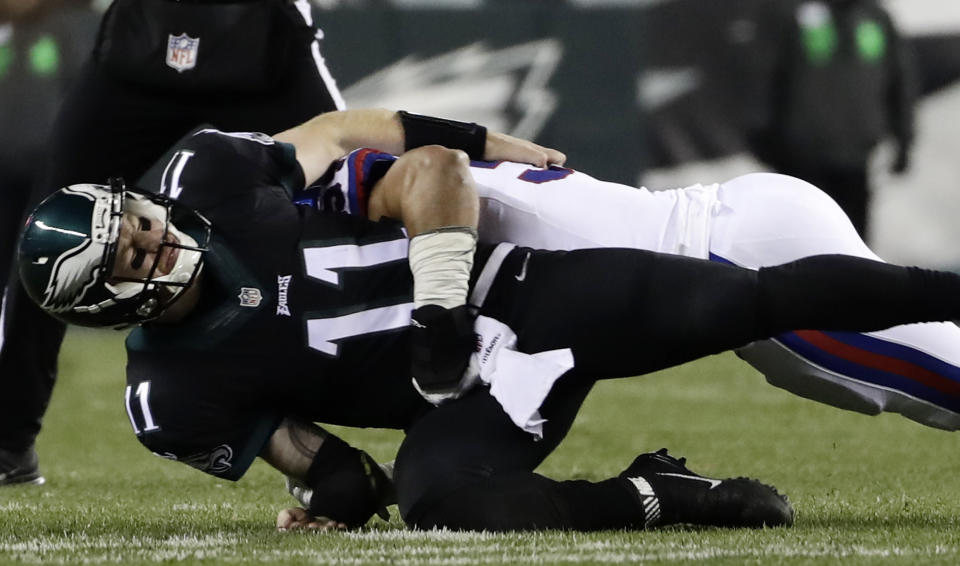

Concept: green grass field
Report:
left=2, top=327, right=960, bottom=565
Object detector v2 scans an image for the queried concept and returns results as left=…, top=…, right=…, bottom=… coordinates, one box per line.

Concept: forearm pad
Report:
left=398, top=110, right=487, bottom=159
left=304, top=434, right=393, bottom=528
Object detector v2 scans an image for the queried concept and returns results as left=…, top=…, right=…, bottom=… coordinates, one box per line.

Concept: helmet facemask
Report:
left=19, top=179, right=211, bottom=328
left=99, top=184, right=207, bottom=322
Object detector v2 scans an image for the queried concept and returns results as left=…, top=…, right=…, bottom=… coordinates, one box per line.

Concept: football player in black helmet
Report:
left=17, top=108, right=960, bottom=532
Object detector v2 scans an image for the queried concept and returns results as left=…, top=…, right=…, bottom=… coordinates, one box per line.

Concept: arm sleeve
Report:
left=125, top=350, right=285, bottom=482
left=138, top=412, right=283, bottom=482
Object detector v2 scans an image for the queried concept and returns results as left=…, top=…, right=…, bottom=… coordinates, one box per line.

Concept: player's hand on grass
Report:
left=277, top=507, right=347, bottom=532
left=485, top=131, right=566, bottom=168
left=284, top=449, right=395, bottom=529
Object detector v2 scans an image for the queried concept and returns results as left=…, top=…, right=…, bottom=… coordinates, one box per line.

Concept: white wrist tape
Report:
left=408, top=227, right=477, bottom=309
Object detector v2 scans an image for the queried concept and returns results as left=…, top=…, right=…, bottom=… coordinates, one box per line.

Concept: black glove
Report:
left=302, top=435, right=395, bottom=528
left=410, top=304, right=479, bottom=404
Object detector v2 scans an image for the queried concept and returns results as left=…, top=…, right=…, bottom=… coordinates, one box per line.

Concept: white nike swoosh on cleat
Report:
left=657, top=472, right=723, bottom=489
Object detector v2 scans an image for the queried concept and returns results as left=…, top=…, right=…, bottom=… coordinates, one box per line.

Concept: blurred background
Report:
left=4, top=0, right=960, bottom=267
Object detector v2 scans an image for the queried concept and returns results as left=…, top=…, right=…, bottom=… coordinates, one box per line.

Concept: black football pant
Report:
left=395, top=246, right=960, bottom=531
left=0, top=42, right=341, bottom=452
left=0, top=161, right=64, bottom=454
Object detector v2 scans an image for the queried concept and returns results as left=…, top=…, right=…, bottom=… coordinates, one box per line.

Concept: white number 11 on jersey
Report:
left=302, top=239, right=414, bottom=357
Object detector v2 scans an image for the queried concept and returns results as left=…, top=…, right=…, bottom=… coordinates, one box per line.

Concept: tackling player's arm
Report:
left=272, top=108, right=565, bottom=186
left=259, top=418, right=395, bottom=530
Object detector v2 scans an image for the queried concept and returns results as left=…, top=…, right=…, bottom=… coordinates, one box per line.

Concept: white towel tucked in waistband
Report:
left=472, top=315, right=574, bottom=439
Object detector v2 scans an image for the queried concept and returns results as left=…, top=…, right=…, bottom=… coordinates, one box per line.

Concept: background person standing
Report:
left=0, top=0, right=345, bottom=485
left=752, top=0, right=917, bottom=240
left=0, top=0, right=98, bottom=485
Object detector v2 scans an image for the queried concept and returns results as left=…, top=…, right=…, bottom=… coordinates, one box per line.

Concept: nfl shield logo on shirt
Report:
left=238, top=287, right=262, bottom=308
left=166, top=33, right=199, bottom=72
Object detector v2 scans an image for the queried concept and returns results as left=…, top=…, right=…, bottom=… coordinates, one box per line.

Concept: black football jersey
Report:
left=124, top=130, right=432, bottom=480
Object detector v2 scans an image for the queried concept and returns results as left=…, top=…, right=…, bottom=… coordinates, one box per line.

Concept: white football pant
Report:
left=472, top=163, right=960, bottom=431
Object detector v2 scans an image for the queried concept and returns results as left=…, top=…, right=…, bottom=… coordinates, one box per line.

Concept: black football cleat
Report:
left=619, top=448, right=793, bottom=529
left=0, top=447, right=45, bottom=486
left=410, top=304, right=478, bottom=403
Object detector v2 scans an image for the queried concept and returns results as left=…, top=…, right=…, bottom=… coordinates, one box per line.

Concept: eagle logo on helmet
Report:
left=40, top=239, right=104, bottom=312
left=38, top=185, right=115, bottom=313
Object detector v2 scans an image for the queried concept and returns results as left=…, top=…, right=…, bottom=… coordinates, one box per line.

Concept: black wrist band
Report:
left=398, top=110, right=487, bottom=160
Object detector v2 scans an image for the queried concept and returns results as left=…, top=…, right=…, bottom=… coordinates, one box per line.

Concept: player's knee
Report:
left=394, top=460, right=448, bottom=527
left=393, top=450, right=478, bottom=529
left=396, top=477, right=503, bottom=531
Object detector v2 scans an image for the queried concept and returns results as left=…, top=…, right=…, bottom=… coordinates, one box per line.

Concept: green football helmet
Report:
left=18, top=178, right=211, bottom=328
